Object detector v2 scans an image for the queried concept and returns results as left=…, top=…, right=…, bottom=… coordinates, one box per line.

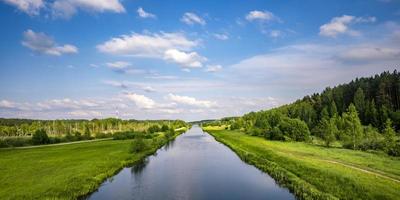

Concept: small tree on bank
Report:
left=32, top=129, right=50, bottom=145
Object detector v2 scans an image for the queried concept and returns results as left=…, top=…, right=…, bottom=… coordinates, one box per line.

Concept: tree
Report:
left=365, top=99, right=378, bottom=127
left=320, top=118, right=338, bottom=147
left=354, top=88, right=366, bottom=121
left=279, top=117, right=310, bottom=141
left=383, top=119, right=396, bottom=154
left=330, top=101, right=338, bottom=117
left=84, top=125, right=91, bottom=139
left=130, top=137, right=147, bottom=153
left=161, top=124, right=169, bottom=132
left=32, top=129, right=50, bottom=145
left=342, top=104, right=363, bottom=150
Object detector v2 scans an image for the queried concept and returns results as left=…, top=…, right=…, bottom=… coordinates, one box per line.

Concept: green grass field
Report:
left=204, top=127, right=400, bottom=200
left=0, top=133, right=178, bottom=199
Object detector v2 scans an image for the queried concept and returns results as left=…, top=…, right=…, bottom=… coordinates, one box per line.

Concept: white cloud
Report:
left=181, top=12, right=206, bottom=25
left=213, top=33, right=229, bottom=40
left=269, top=30, right=282, bottom=38
left=97, top=32, right=198, bottom=58
left=0, top=100, right=17, bottom=109
left=228, top=39, right=400, bottom=98
left=166, top=93, right=216, bottom=108
left=245, top=10, right=277, bottom=22
left=51, top=0, right=125, bottom=19
left=125, top=93, right=156, bottom=109
left=205, top=64, right=222, bottom=72
left=137, top=7, right=156, bottom=19
left=338, top=46, right=400, bottom=62
left=143, top=86, right=156, bottom=93
left=164, top=49, right=206, bottom=68
left=106, top=61, right=131, bottom=69
left=1, top=0, right=44, bottom=15
left=319, top=15, right=376, bottom=37
left=21, top=29, right=78, bottom=56
left=69, top=110, right=102, bottom=118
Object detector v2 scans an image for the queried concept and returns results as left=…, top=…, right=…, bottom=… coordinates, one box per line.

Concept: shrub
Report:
left=130, top=137, right=147, bottom=153
left=161, top=124, right=169, bottom=132
left=32, top=129, right=50, bottom=145
left=147, top=125, right=160, bottom=133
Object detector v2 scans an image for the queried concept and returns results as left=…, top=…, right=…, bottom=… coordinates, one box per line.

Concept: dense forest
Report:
left=207, top=71, right=400, bottom=156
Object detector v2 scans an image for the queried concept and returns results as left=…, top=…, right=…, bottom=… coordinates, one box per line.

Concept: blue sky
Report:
left=0, top=0, right=399, bottom=121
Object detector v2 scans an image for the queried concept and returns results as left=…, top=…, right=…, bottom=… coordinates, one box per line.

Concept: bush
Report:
left=147, top=125, right=160, bottom=133
left=279, top=117, right=311, bottom=141
left=113, top=131, right=136, bottom=140
left=266, top=127, right=285, bottom=141
left=0, top=137, right=32, bottom=148
left=387, top=142, right=400, bottom=157
left=164, top=129, right=175, bottom=139
left=32, top=129, right=50, bottom=145
left=130, top=137, right=147, bottom=153
left=161, top=124, right=169, bottom=132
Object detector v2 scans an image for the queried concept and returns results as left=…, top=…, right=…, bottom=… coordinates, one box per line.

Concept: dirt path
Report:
left=2, top=138, right=113, bottom=150
left=321, top=159, right=400, bottom=183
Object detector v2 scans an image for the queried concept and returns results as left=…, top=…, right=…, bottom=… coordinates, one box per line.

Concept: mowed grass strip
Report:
left=0, top=139, right=155, bottom=199
left=206, top=128, right=400, bottom=200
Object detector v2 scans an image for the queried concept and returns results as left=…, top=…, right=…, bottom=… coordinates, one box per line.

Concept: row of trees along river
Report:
left=205, top=70, right=400, bottom=156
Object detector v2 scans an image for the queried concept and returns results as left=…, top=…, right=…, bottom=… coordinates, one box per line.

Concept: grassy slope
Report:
left=0, top=132, right=181, bottom=200
left=204, top=127, right=400, bottom=200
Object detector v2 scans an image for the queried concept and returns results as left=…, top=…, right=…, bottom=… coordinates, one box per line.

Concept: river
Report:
left=88, top=126, right=294, bottom=200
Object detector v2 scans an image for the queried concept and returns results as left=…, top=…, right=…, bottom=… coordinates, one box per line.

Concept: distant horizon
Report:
left=1, top=0, right=399, bottom=121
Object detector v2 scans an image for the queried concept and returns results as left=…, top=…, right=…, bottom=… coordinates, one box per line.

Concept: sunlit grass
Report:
left=205, top=127, right=400, bottom=200
left=0, top=133, right=179, bottom=199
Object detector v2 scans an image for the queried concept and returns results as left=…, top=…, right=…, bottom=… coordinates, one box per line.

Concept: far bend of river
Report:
left=88, top=126, right=294, bottom=200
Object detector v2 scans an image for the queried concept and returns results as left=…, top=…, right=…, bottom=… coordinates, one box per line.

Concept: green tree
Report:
left=32, top=129, right=50, bottom=145
left=330, top=101, right=338, bottom=117
left=354, top=88, right=366, bottom=121
left=342, top=104, right=363, bottom=150
left=320, top=118, right=338, bottom=147
left=131, top=137, right=147, bottom=153
left=383, top=119, right=396, bottom=153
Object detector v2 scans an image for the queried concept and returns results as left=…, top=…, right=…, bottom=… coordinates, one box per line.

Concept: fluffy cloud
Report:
left=229, top=41, right=399, bottom=98
left=205, top=64, right=222, bottom=72
left=166, top=93, right=216, bottom=108
left=1, top=0, right=44, bottom=15
left=0, top=100, right=17, bottom=109
left=125, top=93, right=156, bottom=109
left=51, top=0, right=125, bottom=18
left=137, top=7, right=156, bottom=19
left=164, top=49, right=206, bottom=68
left=97, top=32, right=198, bottom=57
left=181, top=12, right=206, bottom=25
left=21, top=29, right=78, bottom=56
left=213, top=33, right=229, bottom=40
left=245, top=10, right=277, bottom=22
left=319, top=15, right=376, bottom=37
left=338, top=46, right=400, bottom=62
left=1, top=0, right=125, bottom=18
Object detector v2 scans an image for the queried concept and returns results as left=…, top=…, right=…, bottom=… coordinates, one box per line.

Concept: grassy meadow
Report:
left=0, top=131, right=184, bottom=199
left=204, top=126, right=400, bottom=200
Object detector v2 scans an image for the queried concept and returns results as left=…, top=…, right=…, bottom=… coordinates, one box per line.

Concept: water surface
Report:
left=89, top=126, right=294, bottom=200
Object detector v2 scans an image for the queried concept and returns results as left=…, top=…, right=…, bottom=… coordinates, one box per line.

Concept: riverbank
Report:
left=204, top=127, right=400, bottom=200
left=0, top=130, right=185, bottom=199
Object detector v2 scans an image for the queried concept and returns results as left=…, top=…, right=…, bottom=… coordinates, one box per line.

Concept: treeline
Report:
left=0, top=118, right=187, bottom=137
left=206, top=71, right=400, bottom=156
left=0, top=118, right=189, bottom=148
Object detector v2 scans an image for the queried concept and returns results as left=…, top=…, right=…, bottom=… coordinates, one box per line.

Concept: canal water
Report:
left=88, top=126, right=294, bottom=200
